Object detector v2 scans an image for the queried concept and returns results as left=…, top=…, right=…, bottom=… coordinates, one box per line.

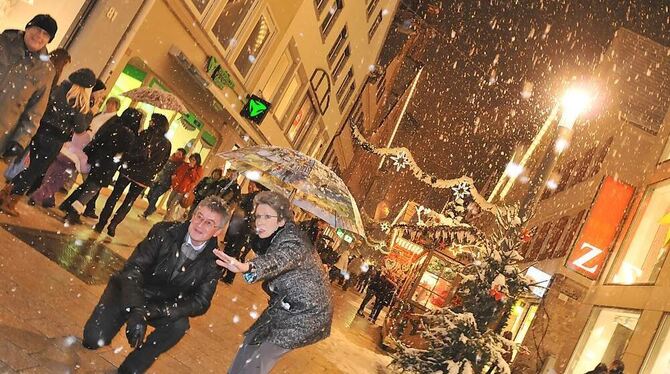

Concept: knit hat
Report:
left=26, top=14, right=58, bottom=42
left=92, top=79, right=106, bottom=93
left=68, top=68, right=97, bottom=89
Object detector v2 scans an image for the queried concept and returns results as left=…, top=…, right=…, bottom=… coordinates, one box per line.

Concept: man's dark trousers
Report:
left=82, top=278, right=189, bottom=373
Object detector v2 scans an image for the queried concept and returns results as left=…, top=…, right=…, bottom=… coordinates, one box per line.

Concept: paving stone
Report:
left=0, top=339, right=38, bottom=371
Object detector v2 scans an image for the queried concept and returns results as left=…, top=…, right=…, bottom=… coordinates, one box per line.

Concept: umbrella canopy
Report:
left=218, top=146, right=366, bottom=237
left=121, top=87, right=188, bottom=113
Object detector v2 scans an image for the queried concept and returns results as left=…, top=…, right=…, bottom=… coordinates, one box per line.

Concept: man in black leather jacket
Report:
left=82, top=196, right=229, bottom=373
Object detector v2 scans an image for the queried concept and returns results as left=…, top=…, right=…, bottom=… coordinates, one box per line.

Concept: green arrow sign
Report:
left=240, top=95, right=271, bottom=124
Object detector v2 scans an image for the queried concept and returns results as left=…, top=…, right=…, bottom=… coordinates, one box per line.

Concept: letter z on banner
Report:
left=565, top=176, right=634, bottom=280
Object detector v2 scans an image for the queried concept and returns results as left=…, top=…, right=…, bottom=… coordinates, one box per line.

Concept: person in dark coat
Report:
left=215, top=170, right=241, bottom=204
left=585, top=363, right=608, bottom=374
left=214, top=191, right=333, bottom=374
left=369, top=274, right=396, bottom=324
left=357, top=268, right=383, bottom=317
left=187, top=168, right=223, bottom=219
left=60, top=108, right=142, bottom=225
left=141, top=148, right=187, bottom=218
left=0, top=68, right=96, bottom=216
left=94, top=113, right=171, bottom=236
left=0, top=15, right=57, bottom=160
left=82, top=196, right=229, bottom=374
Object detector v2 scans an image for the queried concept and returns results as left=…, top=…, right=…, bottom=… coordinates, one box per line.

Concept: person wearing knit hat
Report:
left=0, top=15, right=57, bottom=167
left=25, top=14, right=58, bottom=43
left=0, top=66, right=95, bottom=216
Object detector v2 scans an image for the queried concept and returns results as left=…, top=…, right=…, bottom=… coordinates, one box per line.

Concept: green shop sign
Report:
left=206, top=56, right=235, bottom=90
left=240, top=94, right=271, bottom=124
left=181, top=112, right=204, bottom=131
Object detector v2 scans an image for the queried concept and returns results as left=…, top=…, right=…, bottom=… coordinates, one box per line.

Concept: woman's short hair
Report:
left=196, top=195, right=230, bottom=227
left=254, top=191, right=293, bottom=223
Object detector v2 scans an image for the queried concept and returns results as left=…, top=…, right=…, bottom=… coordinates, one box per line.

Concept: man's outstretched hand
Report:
left=125, top=309, right=147, bottom=348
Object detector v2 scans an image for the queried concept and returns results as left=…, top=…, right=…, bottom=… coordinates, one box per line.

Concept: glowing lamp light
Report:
left=244, top=170, right=262, bottom=181
left=554, top=137, right=570, bottom=154
left=558, top=87, right=593, bottom=129
left=505, top=162, right=524, bottom=178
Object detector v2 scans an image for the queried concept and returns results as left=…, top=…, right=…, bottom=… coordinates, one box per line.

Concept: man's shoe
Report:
left=42, top=196, right=55, bottom=208
left=0, top=184, right=13, bottom=205
left=356, top=310, right=365, bottom=317
left=107, top=225, right=116, bottom=237
left=65, top=210, right=82, bottom=225
left=0, top=194, right=21, bottom=217
left=82, top=211, right=98, bottom=219
left=93, top=223, right=104, bottom=233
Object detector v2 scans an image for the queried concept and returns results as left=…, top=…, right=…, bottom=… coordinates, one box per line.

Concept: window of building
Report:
left=412, top=255, right=459, bottom=310
left=327, top=26, right=348, bottom=66
left=298, top=121, right=323, bottom=155
left=336, top=68, right=353, bottom=100
left=286, top=95, right=317, bottom=143
left=609, top=180, right=670, bottom=285
left=504, top=300, right=539, bottom=362
left=366, top=0, right=380, bottom=18
left=320, top=0, right=343, bottom=38
left=539, top=216, right=569, bottom=260
left=554, top=210, right=587, bottom=258
left=262, top=46, right=299, bottom=102
left=189, top=0, right=214, bottom=13
left=339, top=81, right=355, bottom=110
left=273, top=75, right=303, bottom=123
left=368, top=9, right=383, bottom=41
left=314, top=0, right=329, bottom=16
left=642, top=314, right=670, bottom=373
left=310, top=133, right=329, bottom=158
left=211, top=0, right=258, bottom=50
left=233, top=14, right=272, bottom=78
left=526, top=221, right=552, bottom=261
left=567, top=307, right=640, bottom=374
left=331, top=45, right=351, bottom=81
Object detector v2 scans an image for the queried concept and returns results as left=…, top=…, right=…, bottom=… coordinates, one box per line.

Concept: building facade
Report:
left=2, top=0, right=398, bottom=171
left=495, top=29, right=670, bottom=373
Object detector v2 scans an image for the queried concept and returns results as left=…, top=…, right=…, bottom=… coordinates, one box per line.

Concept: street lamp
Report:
left=518, top=85, right=595, bottom=216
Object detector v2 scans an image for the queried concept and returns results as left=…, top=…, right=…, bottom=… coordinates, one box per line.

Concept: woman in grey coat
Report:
left=214, top=191, right=333, bottom=374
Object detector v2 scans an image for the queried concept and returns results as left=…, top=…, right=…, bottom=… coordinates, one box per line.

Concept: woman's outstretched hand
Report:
left=213, top=249, right=250, bottom=273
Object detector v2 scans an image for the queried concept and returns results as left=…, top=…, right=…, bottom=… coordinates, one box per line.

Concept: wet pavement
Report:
left=0, top=192, right=392, bottom=373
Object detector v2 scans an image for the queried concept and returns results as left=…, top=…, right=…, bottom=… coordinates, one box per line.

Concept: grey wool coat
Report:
left=246, top=222, right=333, bottom=349
left=0, top=30, right=54, bottom=151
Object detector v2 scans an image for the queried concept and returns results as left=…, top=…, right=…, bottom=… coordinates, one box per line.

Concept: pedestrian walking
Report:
left=344, top=255, right=364, bottom=291
left=0, top=68, right=95, bottom=216
left=141, top=148, right=186, bottom=218
left=369, top=274, right=396, bottom=324
left=82, top=196, right=229, bottom=373
left=60, top=108, right=141, bottom=225
left=164, top=153, right=203, bottom=221
left=187, top=167, right=223, bottom=219
left=93, top=113, right=171, bottom=236
left=0, top=14, right=57, bottom=162
left=214, top=191, right=333, bottom=374
left=357, top=269, right=383, bottom=317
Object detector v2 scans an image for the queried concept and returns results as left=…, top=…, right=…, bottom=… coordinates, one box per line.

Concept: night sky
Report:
left=375, top=0, right=670, bottom=193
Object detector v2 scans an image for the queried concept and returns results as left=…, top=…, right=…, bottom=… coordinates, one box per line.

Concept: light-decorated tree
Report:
left=392, top=204, right=531, bottom=374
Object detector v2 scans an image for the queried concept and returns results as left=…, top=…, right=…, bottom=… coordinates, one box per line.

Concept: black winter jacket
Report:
left=121, top=128, right=171, bottom=186
left=37, top=80, right=91, bottom=142
left=113, top=221, right=223, bottom=321
left=84, top=116, right=137, bottom=186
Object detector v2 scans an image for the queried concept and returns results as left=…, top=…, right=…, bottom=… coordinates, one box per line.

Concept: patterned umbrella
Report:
left=121, top=87, right=188, bottom=113
left=218, top=146, right=366, bottom=237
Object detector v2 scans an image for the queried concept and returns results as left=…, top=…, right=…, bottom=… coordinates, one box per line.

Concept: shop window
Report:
left=332, top=45, right=351, bottom=81
left=368, top=9, right=383, bottom=41
left=262, top=47, right=298, bottom=101
left=286, top=95, right=317, bottom=143
left=588, top=137, right=613, bottom=178
left=310, top=134, right=329, bottom=159
left=609, top=180, right=670, bottom=285
left=553, top=210, right=586, bottom=258
left=274, top=75, right=303, bottom=123
left=320, top=0, right=343, bottom=38
left=412, top=256, right=458, bottom=310
left=211, top=0, right=258, bottom=50
left=505, top=300, right=539, bottom=362
left=327, top=26, right=348, bottom=66
left=641, top=314, right=670, bottom=373
left=234, top=15, right=272, bottom=78
left=339, top=81, right=356, bottom=110
left=557, top=159, right=577, bottom=193
left=567, top=307, right=640, bottom=374
left=573, top=147, right=596, bottom=185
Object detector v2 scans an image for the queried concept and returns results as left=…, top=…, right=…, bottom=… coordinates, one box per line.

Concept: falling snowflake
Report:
left=389, top=152, right=410, bottom=171
left=452, top=182, right=471, bottom=199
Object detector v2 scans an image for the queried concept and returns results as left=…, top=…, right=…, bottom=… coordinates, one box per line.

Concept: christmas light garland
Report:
left=350, top=121, right=503, bottom=213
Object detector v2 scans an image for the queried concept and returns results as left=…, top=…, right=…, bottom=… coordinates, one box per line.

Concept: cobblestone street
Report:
left=0, top=198, right=392, bottom=373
